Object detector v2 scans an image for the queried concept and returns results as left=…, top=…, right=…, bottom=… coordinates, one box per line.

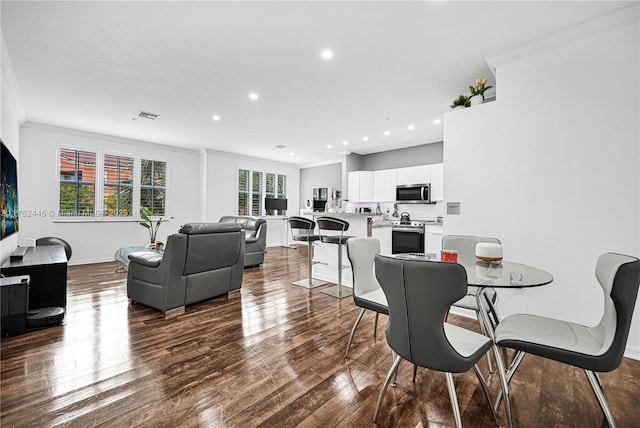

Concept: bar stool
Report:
left=288, top=216, right=327, bottom=289
left=316, top=216, right=354, bottom=298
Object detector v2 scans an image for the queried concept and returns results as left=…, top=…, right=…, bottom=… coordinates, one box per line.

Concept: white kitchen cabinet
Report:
left=396, top=165, right=430, bottom=185
left=374, top=169, right=397, bottom=202
left=348, top=171, right=374, bottom=202
left=430, top=163, right=444, bottom=201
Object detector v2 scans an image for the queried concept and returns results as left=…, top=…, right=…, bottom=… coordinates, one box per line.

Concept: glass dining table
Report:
left=390, top=252, right=554, bottom=428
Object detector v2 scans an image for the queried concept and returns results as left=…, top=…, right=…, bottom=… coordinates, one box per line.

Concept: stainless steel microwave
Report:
left=396, top=183, right=430, bottom=203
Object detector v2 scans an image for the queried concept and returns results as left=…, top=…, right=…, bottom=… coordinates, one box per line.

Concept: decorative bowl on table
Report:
left=475, top=243, right=503, bottom=262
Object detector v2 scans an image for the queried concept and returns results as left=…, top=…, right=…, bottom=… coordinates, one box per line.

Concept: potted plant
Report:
left=469, top=77, right=493, bottom=106
left=139, top=206, right=171, bottom=249
left=450, top=95, right=470, bottom=110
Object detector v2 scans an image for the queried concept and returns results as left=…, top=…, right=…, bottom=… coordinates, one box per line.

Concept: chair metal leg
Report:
left=373, top=355, right=403, bottom=423
left=412, top=364, right=418, bottom=383
left=373, top=312, right=380, bottom=337
left=292, top=241, right=326, bottom=288
left=320, top=243, right=352, bottom=298
left=344, top=308, right=366, bottom=358
left=445, top=372, right=463, bottom=428
left=585, top=370, right=617, bottom=428
left=472, top=364, right=498, bottom=423
left=476, top=310, right=494, bottom=374
left=492, top=344, right=513, bottom=428
left=494, top=350, right=525, bottom=413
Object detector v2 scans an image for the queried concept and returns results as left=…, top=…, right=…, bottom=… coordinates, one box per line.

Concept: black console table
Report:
left=1, top=245, right=68, bottom=309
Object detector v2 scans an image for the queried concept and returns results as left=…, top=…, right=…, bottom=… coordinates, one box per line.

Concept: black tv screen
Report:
left=265, top=197, right=287, bottom=211
left=1, top=140, right=19, bottom=240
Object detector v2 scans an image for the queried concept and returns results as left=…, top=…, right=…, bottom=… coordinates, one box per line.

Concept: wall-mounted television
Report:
left=1, top=140, right=19, bottom=240
left=265, top=197, right=287, bottom=211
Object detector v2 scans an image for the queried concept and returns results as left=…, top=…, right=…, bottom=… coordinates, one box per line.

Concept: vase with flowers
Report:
left=469, top=77, right=493, bottom=106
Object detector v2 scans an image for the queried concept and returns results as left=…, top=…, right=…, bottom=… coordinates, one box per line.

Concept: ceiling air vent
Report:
left=137, top=110, right=160, bottom=120
left=274, top=144, right=287, bottom=149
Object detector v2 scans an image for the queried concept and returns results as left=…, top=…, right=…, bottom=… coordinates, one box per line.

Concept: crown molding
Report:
left=485, top=2, right=640, bottom=75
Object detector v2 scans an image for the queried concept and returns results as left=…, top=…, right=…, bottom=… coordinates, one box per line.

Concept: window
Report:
left=238, top=169, right=249, bottom=215
left=59, top=149, right=96, bottom=216
left=103, top=154, right=134, bottom=217
left=251, top=171, right=263, bottom=216
left=237, top=169, right=287, bottom=216
left=57, top=148, right=167, bottom=221
left=140, top=159, right=166, bottom=216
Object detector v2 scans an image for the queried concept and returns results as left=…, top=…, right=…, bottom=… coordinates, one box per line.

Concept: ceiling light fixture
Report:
left=384, top=131, right=391, bottom=136
left=290, top=152, right=295, bottom=156
left=408, top=124, right=415, bottom=130
left=362, top=136, right=369, bottom=141
left=433, top=119, right=442, bottom=125
left=321, top=49, right=333, bottom=60
left=326, top=144, right=333, bottom=149
left=249, top=93, right=259, bottom=100
left=212, top=115, right=221, bottom=121
left=343, top=140, right=349, bottom=145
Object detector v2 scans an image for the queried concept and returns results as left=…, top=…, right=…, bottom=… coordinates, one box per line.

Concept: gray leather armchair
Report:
left=127, top=222, right=244, bottom=314
left=219, top=216, right=267, bottom=267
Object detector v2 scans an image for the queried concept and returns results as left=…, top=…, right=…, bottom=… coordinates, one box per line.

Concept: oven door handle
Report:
left=392, top=228, right=425, bottom=233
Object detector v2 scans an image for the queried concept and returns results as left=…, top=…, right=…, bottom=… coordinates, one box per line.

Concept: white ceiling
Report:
left=1, top=1, right=631, bottom=166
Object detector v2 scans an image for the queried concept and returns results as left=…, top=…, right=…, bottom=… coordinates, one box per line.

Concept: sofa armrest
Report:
left=129, top=251, right=163, bottom=267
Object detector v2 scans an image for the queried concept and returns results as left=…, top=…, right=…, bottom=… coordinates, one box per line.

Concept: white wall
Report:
left=1, top=29, right=25, bottom=262
left=19, top=123, right=202, bottom=265
left=444, top=22, right=640, bottom=358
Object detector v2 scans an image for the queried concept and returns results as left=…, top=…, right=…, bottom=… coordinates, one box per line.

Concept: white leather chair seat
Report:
left=495, top=313, right=605, bottom=356
left=444, top=323, right=492, bottom=358
left=359, top=288, right=387, bottom=307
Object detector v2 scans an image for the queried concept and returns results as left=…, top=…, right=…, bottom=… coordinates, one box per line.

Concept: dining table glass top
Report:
left=389, top=253, right=553, bottom=289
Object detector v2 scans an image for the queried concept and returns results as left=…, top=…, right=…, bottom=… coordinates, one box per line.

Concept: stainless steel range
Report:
left=391, top=220, right=425, bottom=254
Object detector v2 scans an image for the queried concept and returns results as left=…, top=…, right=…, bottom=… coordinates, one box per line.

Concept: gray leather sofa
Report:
left=127, top=222, right=244, bottom=314
left=219, top=216, right=267, bottom=267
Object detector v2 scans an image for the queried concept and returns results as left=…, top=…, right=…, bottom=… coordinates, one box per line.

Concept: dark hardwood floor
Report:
left=1, top=245, right=639, bottom=427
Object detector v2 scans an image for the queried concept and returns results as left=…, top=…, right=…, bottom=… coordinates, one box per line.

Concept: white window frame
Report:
left=55, top=145, right=168, bottom=223
left=237, top=168, right=287, bottom=217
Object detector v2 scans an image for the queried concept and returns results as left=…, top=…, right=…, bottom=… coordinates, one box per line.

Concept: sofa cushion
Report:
left=128, top=251, right=163, bottom=267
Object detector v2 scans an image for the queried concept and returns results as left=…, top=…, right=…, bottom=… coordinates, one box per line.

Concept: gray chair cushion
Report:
left=128, top=251, right=162, bottom=268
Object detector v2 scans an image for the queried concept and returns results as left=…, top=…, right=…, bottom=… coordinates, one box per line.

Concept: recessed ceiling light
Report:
left=212, top=115, right=221, bottom=121
left=433, top=119, right=441, bottom=125
left=326, top=144, right=333, bottom=149
left=384, top=131, right=391, bottom=136
left=249, top=93, right=259, bottom=100
left=321, top=49, right=333, bottom=60
left=290, top=152, right=295, bottom=156
left=342, top=140, right=349, bottom=145
left=362, top=136, right=369, bottom=141
left=408, top=124, right=415, bottom=130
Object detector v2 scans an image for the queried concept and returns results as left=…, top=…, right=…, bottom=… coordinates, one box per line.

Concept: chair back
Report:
left=442, top=235, right=501, bottom=264
left=176, top=223, right=244, bottom=274
left=288, top=216, right=316, bottom=240
left=375, top=254, right=473, bottom=372
left=36, top=236, right=72, bottom=260
left=593, top=252, right=640, bottom=371
left=347, top=237, right=382, bottom=298
left=316, top=216, right=349, bottom=231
